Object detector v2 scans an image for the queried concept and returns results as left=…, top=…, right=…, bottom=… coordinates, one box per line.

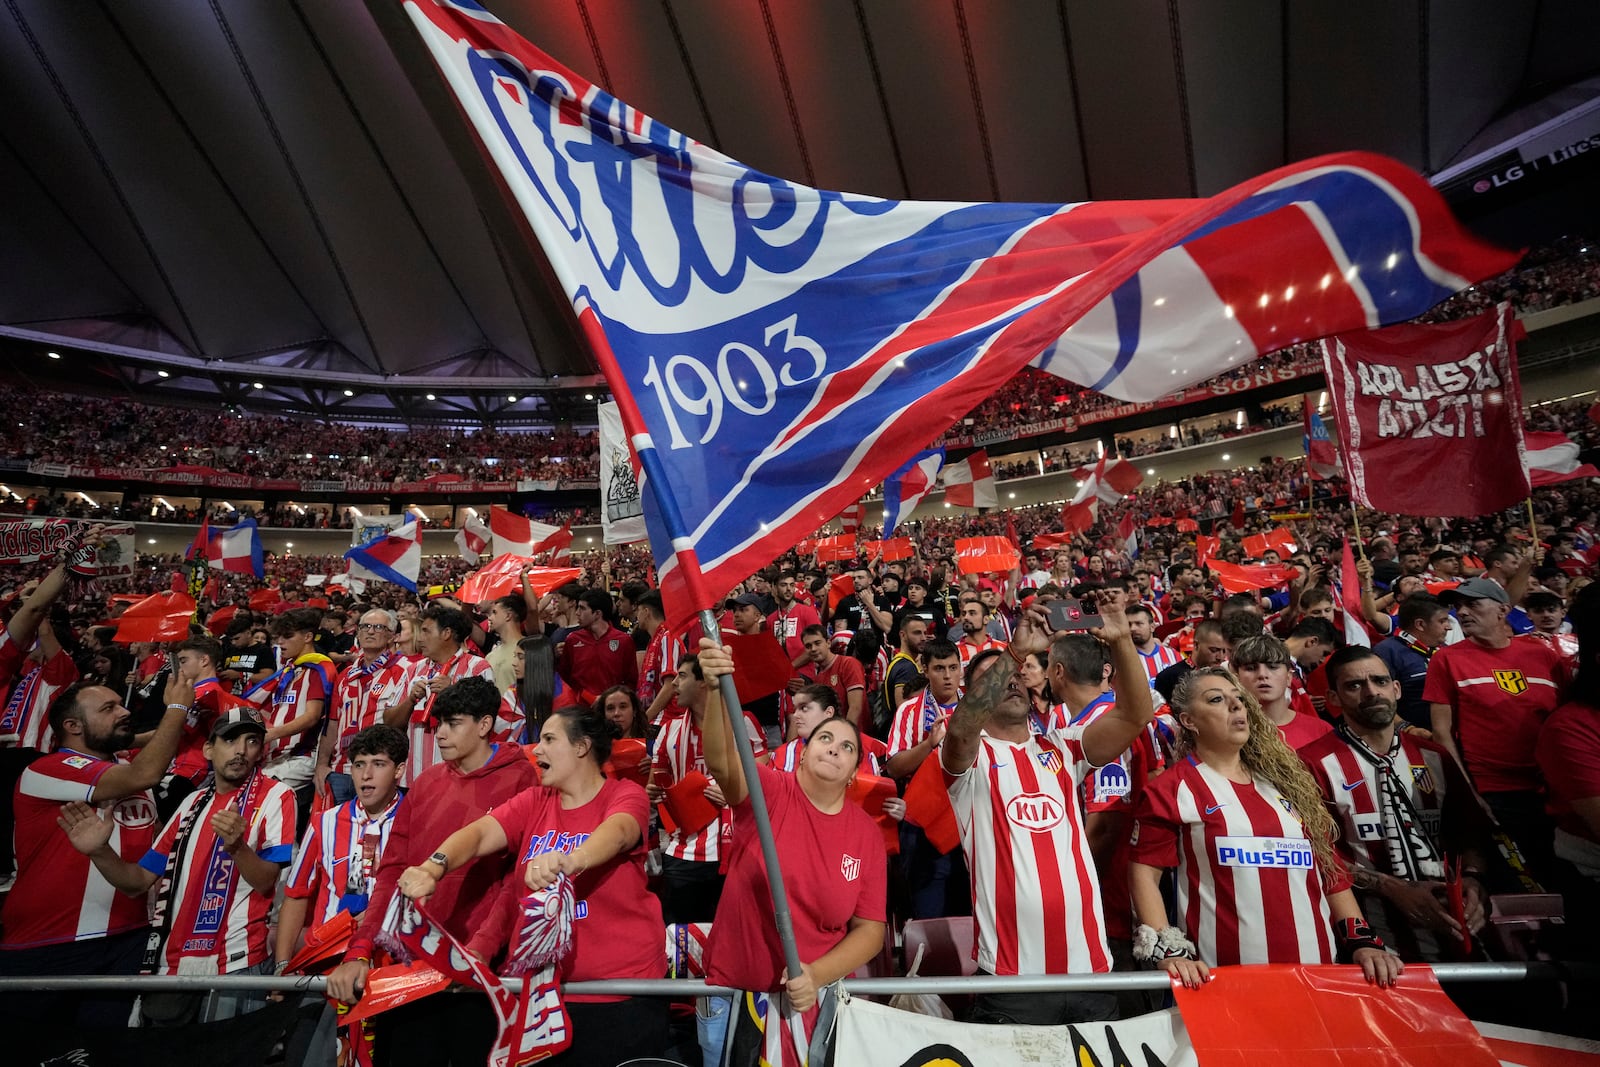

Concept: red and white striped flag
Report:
left=1524, top=430, right=1600, bottom=487
left=488, top=507, right=564, bottom=558
left=1338, top=540, right=1371, bottom=648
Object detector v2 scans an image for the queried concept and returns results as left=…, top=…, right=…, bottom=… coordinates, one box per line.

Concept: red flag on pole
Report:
left=1320, top=303, right=1529, bottom=516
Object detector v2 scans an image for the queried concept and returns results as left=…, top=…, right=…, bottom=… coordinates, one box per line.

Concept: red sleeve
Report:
left=489, top=786, right=540, bottom=858
left=851, top=812, right=889, bottom=924
left=41, top=648, right=78, bottom=685
left=285, top=816, right=325, bottom=899
left=840, top=657, right=865, bottom=692
left=1420, top=648, right=1456, bottom=706
left=601, top=779, right=650, bottom=842
left=1539, top=708, right=1600, bottom=803
left=1129, top=775, right=1181, bottom=869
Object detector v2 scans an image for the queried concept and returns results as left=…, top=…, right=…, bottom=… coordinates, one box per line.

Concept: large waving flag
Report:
left=1524, top=430, right=1600, bottom=486
left=454, top=513, right=490, bottom=563
left=1303, top=395, right=1340, bottom=480
left=207, top=519, right=263, bottom=579
left=943, top=450, right=997, bottom=509
left=403, top=0, right=1516, bottom=626
left=346, top=520, right=421, bottom=592
left=488, top=506, right=562, bottom=558
left=881, top=448, right=943, bottom=535
left=1062, top=454, right=1144, bottom=533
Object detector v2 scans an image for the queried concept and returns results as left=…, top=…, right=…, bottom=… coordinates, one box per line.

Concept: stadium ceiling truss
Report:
left=2, top=0, right=1597, bottom=428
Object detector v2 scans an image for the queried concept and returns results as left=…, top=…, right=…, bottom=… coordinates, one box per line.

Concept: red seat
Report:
left=901, top=916, right=977, bottom=978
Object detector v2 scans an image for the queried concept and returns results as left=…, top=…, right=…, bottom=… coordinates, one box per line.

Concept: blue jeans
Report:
left=327, top=772, right=355, bottom=805
left=697, top=994, right=732, bottom=1067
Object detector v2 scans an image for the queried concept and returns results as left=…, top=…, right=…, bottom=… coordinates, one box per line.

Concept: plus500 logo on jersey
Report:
left=1215, top=836, right=1313, bottom=869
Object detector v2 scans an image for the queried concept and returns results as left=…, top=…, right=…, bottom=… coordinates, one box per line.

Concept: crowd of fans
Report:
left=0, top=388, right=1596, bottom=1063
left=0, top=393, right=602, bottom=485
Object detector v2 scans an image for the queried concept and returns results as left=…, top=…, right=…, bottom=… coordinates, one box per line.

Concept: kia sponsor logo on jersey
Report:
left=1005, top=791, right=1065, bottom=832
left=113, top=795, right=158, bottom=829
left=1215, top=835, right=1313, bottom=869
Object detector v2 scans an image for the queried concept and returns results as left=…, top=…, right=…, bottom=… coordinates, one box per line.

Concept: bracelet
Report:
left=166, top=703, right=190, bottom=711
left=1132, top=924, right=1198, bottom=963
left=1333, top=917, right=1388, bottom=961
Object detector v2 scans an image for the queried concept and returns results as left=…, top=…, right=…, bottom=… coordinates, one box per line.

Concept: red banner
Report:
left=1321, top=303, right=1529, bottom=517
left=1206, top=559, right=1300, bottom=594
left=860, top=537, right=915, bottom=561
left=1173, top=964, right=1500, bottom=1067
left=954, top=536, right=1020, bottom=575
left=1243, top=527, right=1298, bottom=559
left=812, top=534, right=856, bottom=563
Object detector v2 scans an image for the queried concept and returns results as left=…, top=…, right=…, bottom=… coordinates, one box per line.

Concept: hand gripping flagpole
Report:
left=574, top=300, right=807, bottom=989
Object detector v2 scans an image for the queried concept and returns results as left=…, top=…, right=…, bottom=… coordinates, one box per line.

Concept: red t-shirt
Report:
left=1277, top=710, right=1334, bottom=751
left=491, top=779, right=664, bottom=1001
left=1537, top=701, right=1600, bottom=844
left=769, top=603, right=822, bottom=663
left=1422, top=636, right=1567, bottom=793
left=798, top=654, right=866, bottom=715
left=559, top=624, right=639, bottom=701
left=705, top=765, right=887, bottom=991
left=1, top=751, right=159, bottom=948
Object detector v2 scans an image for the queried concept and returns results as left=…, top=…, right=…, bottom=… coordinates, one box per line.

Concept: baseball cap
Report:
left=733, top=592, right=766, bottom=609
left=209, top=706, right=267, bottom=741
left=1438, top=577, right=1509, bottom=606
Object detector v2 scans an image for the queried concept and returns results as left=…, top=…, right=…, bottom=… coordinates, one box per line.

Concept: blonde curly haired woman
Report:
left=1128, top=667, right=1403, bottom=989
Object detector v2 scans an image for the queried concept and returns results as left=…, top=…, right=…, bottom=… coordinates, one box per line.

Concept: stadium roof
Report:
left=3, top=0, right=1598, bottom=424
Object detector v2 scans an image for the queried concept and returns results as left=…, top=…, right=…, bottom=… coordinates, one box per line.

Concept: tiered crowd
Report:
left=0, top=393, right=602, bottom=485
left=0, top=390, right=1597, bottom=1064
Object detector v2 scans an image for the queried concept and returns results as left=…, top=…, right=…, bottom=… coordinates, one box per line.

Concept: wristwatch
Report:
left=425, top=850, right=449, bottom=876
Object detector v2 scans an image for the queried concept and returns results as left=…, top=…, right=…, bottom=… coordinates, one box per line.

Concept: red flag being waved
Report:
left=1321, top=303, right=1529, bottom=517
left=944, top=450, right=997, bottom=509
left=1206, top=560, right=1301, bottom=594
left=954, top=536, right=1021, bottom=575
left=1063, top=453, right=1145, bottom=533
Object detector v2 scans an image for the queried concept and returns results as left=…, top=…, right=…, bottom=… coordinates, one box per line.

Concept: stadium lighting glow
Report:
left=1283, top=286, right=1295, bottom=301
left=1147, top=468, right=1155, bottom=475
left=252, top=382, right=264, bottom=389
left=47, top=351, right=59, bottom=359
left=1152, top=297, right=1165, bottom=307
left=1169, top=425, right=1178, bottom=438
left=465, top=507, right=477, bottom=517
left=1320, top=273, right=1332, bottom=290
left=425, top=394, right=436, bottom=401
left=220, top=501, right=235, bottom=511
left=158, top=370, right=170, bottom=378
left=343, top=389, right=354, bottom=397
left=1385, top=253, right=1399, bottom=269
left=1318, top=391, right=1328, bottom=410
left=507, top=395, right=517, bottom=402
left=78, top=493, right=95, bottom=506
left=1220, top=454, right=1230, bottom=462
left=285, top=542, right=293, bottom=549
left=148, top=538, right=156, bottom=544
left=1008, top=492, right=1016, bottom=499
left=348, top=506, right=363, bottom=517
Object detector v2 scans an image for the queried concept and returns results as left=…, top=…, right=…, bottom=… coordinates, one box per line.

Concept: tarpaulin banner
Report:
left=836, top=965, right=1533, bottom=1067
left=1205, top=559, right=1301, bottom=594
left=1321, top=303, right=1529, bottom=517
left=812, top=535, right=857, bottom=563
left=954, top=536, right=1020, bottom=575
left=861, top=537, right=915, bottom=561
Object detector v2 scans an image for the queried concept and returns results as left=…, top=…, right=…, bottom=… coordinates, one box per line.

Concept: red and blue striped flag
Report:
left=404, top=0, right=1517, bottom=628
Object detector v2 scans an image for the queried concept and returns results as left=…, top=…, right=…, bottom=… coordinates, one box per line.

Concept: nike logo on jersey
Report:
left=1204, top=803, right=1225, bottom=814
left=990, top=762, right=1009, bottom=770
left=1340, top=780, right=1363, bottom=791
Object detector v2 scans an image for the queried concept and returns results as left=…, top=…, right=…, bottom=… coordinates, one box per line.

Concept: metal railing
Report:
left=0, top=961, right=1587, bottom=997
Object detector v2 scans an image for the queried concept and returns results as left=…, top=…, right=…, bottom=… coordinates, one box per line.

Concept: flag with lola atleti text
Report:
left=402, top=0, right=1514, bottom=629
left=1321, top=303, right=1529, bottom=517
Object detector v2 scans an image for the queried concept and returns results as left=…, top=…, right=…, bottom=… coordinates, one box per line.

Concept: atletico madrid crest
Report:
left=1036, top=750, right=1064, bottom=775
left=1411, top=764, right=1436, bottom=794
left=840, top=854, right=861, bottom=882
left=1493, top=669, right=1528, bottom=695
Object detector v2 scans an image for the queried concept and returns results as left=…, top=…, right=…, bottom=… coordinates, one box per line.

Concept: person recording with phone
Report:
left=941, top=596, right=1155, bottom=1026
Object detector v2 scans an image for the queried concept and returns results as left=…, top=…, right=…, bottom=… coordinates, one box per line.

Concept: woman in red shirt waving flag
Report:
left=1129, top=667, right=1403, bottom=989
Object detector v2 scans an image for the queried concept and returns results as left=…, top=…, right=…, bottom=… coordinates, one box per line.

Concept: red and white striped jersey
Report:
left=651, top=711, right=767, bottom=863
left=381, top=649, right=495, bottom=780
left=1136, top=642, right=1181, bottom=686
left=640, top=625, right=686, bottom=715
left=1130, top=758, right=1347, bottom=966
left=256, top=654, right=334, bottom=763
left=1298, top=731, right=1483, bottom=881
left=944, top=727, right=1111, bottom=975
left=771, top=739, right=804, bottom=772
left=138, top=773, right=296, bottom=973
left=284, top=795, right=403, bottom=930
left=330, top=651, right=410, bottom=774
left=0, top=627, right=22, bottom=693
left=2, top=751, right=159, bottom=948
left=887, top=690, right=959, bottom=759
left=955, top=635, right=1006, bottom=669
left=0, top=648, right=77, bottom=751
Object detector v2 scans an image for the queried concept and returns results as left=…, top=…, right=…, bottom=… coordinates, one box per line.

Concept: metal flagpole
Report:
left=699, top=608, right=806, bottom=984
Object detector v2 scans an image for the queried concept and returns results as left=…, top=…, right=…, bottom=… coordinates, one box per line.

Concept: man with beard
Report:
left=1301, top=646, right=1492, bottom=961
left=768, top=570, right=821, bottom=667
left=954, top=596, right=1006, bottom=669
left=0, top=681, right=189, bottom=1030
left=59, top=706, right=296, bottom=1024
